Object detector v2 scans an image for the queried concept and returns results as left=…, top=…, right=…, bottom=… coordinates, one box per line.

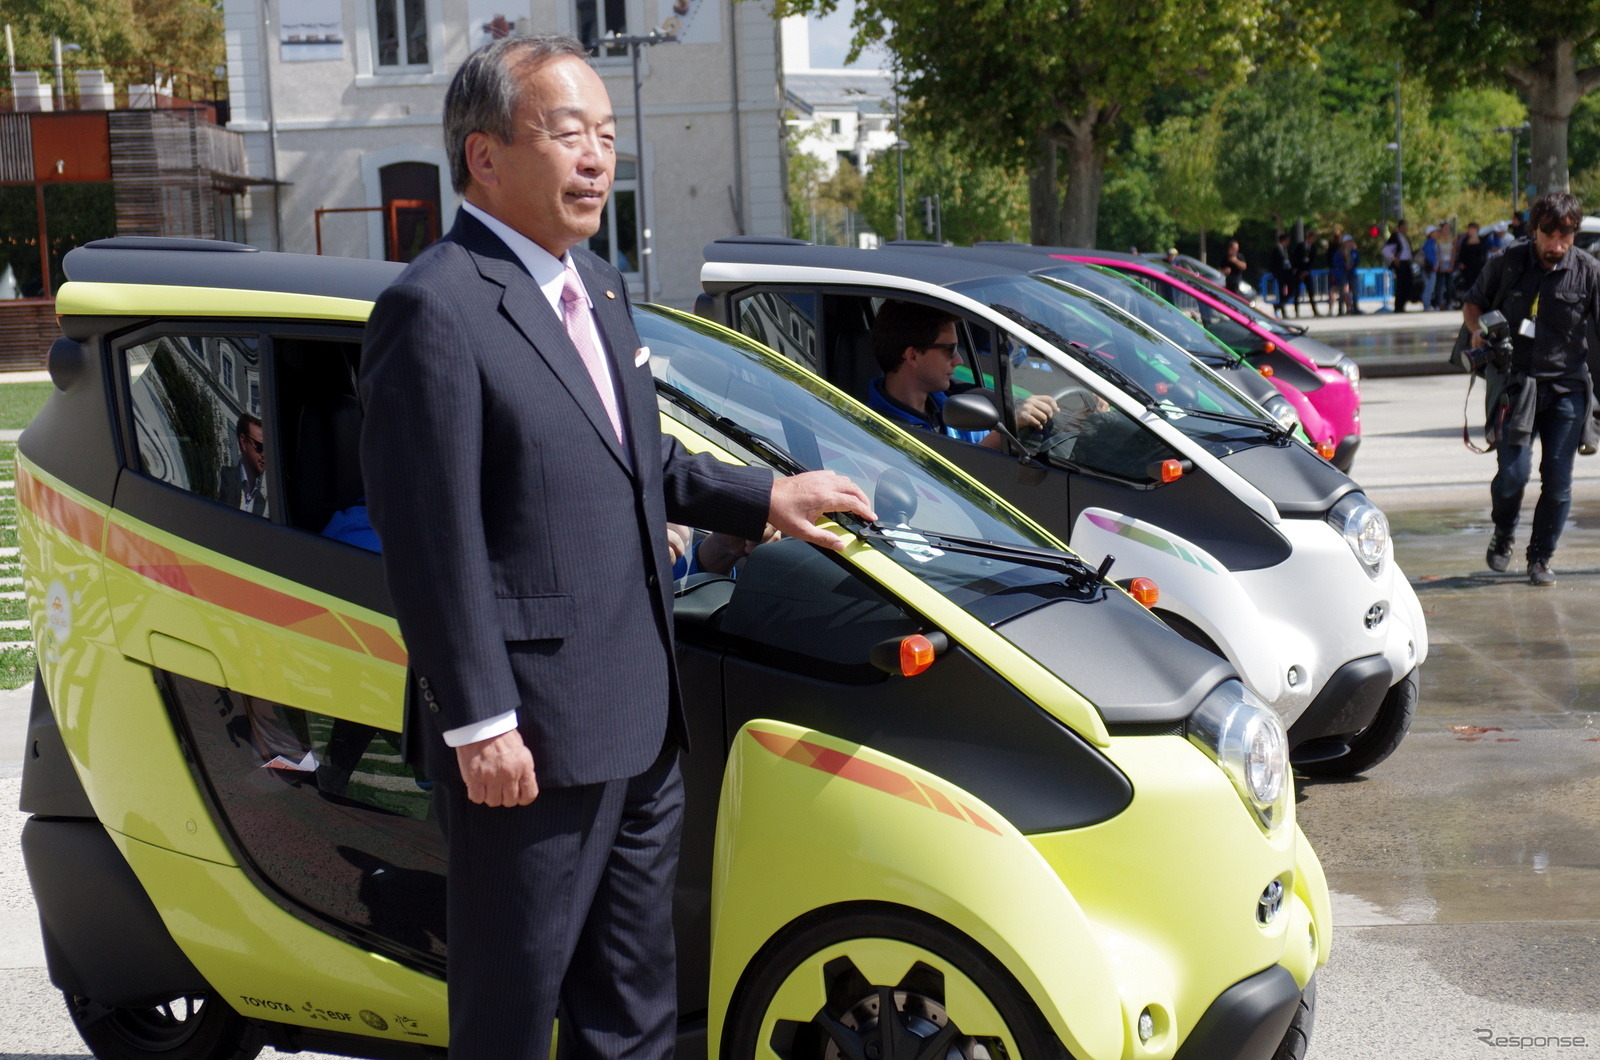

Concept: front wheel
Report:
left=724, top=905, right=1065, bottom=1060
left=66, top=991, right=262, bottom=1060
left=1297, top=668, right=1418, bottom=778
left=1271, top=978, right=1317, bottom=1060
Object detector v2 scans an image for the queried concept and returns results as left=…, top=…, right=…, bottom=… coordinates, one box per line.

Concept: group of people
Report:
left=1382, top=219, right=1496, bottom=313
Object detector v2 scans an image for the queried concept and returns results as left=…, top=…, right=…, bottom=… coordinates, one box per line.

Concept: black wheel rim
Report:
left=87, top=994, right=210, bottom=1051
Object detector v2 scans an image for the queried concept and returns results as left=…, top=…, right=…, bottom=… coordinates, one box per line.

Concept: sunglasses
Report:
left=1539, top=222, right=1579, bottom=237
left=241, top=435, right=265, bottom=453
left=919, top=342, right=960, bottom=355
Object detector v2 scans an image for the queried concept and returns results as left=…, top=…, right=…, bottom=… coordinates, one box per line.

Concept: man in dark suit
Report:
left=358, top=34, right=874, bottom=1060
left=216, top=413, right=268, bottom=515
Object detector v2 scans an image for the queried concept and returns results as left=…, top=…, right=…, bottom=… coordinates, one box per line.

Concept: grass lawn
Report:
left=0, top=439, right=33, bottom=689
left=0, top=381, right=52, bottom=430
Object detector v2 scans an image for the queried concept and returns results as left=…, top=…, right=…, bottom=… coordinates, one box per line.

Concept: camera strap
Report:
left=1461, top=370, right=1497, bottom=453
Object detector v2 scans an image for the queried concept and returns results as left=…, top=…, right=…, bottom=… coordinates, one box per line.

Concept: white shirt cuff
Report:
left=441, top=710, right=519, bottom=747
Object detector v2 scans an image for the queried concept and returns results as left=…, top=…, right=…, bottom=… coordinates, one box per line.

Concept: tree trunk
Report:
left=1199, top=229, right=1207, bottom=264
left=1059, top=113, right=1108, bottom=248
left=1028, top=137, right=1061, bottom=245
left=1505, top=39, right=1600, bottom=196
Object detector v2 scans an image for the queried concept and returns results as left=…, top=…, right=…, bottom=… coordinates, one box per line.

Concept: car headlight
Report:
left=1336, top=355, right=1360, bottom=387
left=1262, top=394, right=1300, bottom=432
left=1327, top=491, right=1388, bottom=577
left=1186, top=679, right=1289, bottom=833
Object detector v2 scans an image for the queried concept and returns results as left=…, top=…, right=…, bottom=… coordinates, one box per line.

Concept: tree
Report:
left=857, top=121, right=1028, bottom=244
left=0, top=0, right=222, bottom=80
left=1218, top=68, right=1384, bottom=230
left=1152, top=108, right=1238, bottom=261
left=775, top=0, right=1292, bottom=247
left=1395, top=0, right=1600, bottom=194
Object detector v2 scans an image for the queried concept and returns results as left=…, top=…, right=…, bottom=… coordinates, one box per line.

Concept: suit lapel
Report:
left=574, top=252, right=657, bottom=476
left=453, top=216, right=634, bottom=475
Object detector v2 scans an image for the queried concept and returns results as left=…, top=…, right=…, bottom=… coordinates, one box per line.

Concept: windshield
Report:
left=945, top=274, right=1281, bottom=458
left=1149, top=260, right=1296, bottom=335
left=636, top=306, right=1090, bottom=611
left=1040, top=264, right=1242, bottom=363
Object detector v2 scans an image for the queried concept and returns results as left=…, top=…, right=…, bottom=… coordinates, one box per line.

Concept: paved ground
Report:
left=2, top=367, right=1599, bottom=1058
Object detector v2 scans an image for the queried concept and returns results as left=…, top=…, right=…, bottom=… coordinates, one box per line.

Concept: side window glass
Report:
left=716, top=538, right=920, bottom=681
left=1001, top=330, right=1176, bottom=485
left=160, top=670, right=445, bottom=968
left=126, top=334, right=269, bottom=517
left=735, top=291, right=819, bottom=372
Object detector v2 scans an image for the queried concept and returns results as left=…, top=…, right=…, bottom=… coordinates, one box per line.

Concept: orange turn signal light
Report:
left=1263, top=342, right=1277, bottom=354
left=1259, top=365, right=1274, bottom=378
left=899, top=634, right=937, bottom=676
left=1316, top=441, right=1336, bottom=460
left=1127, top=577, right=1160, bottom=608
left=1159, top=458, right=1185, bottom=483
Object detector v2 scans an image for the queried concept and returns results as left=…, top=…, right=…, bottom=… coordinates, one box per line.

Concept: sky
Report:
left=805, top=1, right=888, bottom=71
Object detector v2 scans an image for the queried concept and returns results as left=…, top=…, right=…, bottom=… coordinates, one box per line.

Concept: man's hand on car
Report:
left=1015, top=394, right=1061, bottom=431
left=768, top=470, right=876, bottom=551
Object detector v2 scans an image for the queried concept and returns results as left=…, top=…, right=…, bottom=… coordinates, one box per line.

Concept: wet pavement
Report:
left=1301, top=496, right=1600, bottom=1055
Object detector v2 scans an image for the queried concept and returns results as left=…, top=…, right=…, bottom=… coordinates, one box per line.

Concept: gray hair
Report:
left=444, top=34, right=591, bottom=194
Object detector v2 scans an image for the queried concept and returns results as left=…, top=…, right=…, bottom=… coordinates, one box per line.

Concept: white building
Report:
left=222, top=0, right=790, bottom=307
left=779, top=15, right=894, bottom=180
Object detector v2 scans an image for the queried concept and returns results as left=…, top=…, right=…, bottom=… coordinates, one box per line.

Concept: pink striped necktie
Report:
left=560, top=262, right=626, bottom=445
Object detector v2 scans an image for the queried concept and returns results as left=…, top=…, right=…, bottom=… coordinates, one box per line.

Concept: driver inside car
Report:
left=866, top=301, right=1058, bottom=448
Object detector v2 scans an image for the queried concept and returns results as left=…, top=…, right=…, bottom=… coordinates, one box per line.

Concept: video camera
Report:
left=1470, top=309, right=1515, bottom=373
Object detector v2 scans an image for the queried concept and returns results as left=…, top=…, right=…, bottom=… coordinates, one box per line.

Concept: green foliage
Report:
left=1098, top=127, right=1176, bottom=253
left=1218, top=68, right=1384, bottom=224
left=0, top=0, right=222, bottom=79
left=1152, top=108, right=1238, bottom=243
left=857, top=122, right=1028, bottom=245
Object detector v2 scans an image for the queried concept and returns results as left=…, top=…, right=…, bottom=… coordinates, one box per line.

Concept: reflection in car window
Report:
left=159, top=670, right=445, bottom=973
left=735, top=291, right=820, bottom=372
left=126, top=333, right=269, bottom=517
left=637, top=307, right=1086, bottom=604
left=1046, top=265, right=1242, bottom=363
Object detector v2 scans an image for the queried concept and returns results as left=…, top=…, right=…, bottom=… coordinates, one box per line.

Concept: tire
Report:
left=724, top=904, right=1067, bottom=1060
left=1270, top=978, right=1316, bottom=1060
left=1297, top=668, right=1418, bottom=778
left=66, top=991, right=263, bottom=1060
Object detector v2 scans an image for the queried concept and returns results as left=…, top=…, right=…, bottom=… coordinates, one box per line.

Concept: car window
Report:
left=1114, top=271, right=1262, bottom=351
left=1046, top=264, right=1241, bottom=362
left=639, top=306, right=1108, bottom=621
left=125, top=332, right=270, bottom=518
left=733, top=290, right=820, bottom=372
left=994, top=328, right=1176, bottom=484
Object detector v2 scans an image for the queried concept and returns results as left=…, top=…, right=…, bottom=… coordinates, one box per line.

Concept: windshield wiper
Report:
left=843, top=515, right=1110, bottom=591
left=987, top=304, right=1159, bottom=410
left=654, top=377, right=809, bottom=476
left=1165, top=403, right=1291, bottom=439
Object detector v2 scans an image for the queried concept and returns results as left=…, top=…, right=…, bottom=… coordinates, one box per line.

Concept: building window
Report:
left=374, top=0, right=429, bottom=68
left=588, top=159, right=639, bottom=276
left=576, top=0, right=627, bottom=54
left=829, top=118, right=842, bottom=136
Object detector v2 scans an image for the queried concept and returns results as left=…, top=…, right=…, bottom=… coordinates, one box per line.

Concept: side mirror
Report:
left=873, top=467, right=919, bottom=525
left=941, top=390, right=1003, bottom=432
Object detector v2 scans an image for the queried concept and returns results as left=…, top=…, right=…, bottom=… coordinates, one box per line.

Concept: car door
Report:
left=103, top=319, right=447, bottom=975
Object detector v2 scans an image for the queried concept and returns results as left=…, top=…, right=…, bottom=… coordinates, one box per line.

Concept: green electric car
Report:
left=19, top=238, right=1328, bottom=1060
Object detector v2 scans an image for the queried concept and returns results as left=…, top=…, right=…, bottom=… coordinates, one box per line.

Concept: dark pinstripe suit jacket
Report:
left=359, top=209, right=772, bottom=787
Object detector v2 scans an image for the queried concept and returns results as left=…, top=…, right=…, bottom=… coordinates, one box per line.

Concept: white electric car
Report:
left=700, top=238, right=1428, bottom=775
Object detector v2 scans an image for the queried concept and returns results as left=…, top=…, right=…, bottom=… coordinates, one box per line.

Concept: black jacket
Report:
left=360, top=209, right=772, bottom=786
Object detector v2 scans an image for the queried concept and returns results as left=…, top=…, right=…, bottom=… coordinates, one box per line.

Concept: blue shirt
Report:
left=323, top=504, right=382, bottom=553
left=866, top=377, right=987, bottom=444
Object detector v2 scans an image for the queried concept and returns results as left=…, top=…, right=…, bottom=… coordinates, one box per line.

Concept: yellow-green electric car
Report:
left=18, top=238, right=1329, bottom=1060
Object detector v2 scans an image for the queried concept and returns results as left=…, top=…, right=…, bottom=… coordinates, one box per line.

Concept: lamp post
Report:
left=53, top=37, right=80, bottom=110
left=891, top=82, right=907, bottom=241
left=1495, top=122, right=1531, bottom=217
left=600, top=28, right=676, bottom=303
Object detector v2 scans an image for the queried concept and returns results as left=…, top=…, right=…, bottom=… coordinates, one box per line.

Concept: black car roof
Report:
left=63, top=237, right=405, bottom=303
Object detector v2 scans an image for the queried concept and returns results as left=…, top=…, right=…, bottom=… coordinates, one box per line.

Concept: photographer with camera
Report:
left=1464, top=191, right=1600, bottom=586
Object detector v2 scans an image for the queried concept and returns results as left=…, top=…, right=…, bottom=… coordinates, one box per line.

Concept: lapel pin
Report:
left=605, top=290, right=616, bottom=299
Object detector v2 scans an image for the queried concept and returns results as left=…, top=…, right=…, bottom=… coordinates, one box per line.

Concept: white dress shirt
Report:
left=443, top=202, right=625, bottom=749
